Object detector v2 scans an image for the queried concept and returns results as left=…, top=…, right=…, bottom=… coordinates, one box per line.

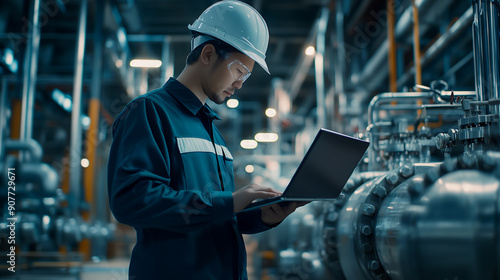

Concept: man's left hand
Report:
left=260, top=202, right=309, bottom=226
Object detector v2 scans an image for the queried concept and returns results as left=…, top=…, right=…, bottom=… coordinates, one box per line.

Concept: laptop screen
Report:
left=282, top=128, right=369, bottom=199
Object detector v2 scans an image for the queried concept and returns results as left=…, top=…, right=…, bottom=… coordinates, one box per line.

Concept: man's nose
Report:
left=232, top=80, right=243, bottom=90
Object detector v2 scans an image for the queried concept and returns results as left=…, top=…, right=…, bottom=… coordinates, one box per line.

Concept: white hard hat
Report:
left=188, top=0, right=270, bottom=74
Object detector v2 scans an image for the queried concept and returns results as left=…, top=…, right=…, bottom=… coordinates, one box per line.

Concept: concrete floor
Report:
left=0, top=259, right=129, bottom=280
left=80, top=259, right=129, bottom=280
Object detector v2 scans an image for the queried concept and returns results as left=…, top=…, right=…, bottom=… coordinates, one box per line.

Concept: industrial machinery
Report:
left=0, top=13, right=114, bottom=279
left=0, top=73, right=114, bottom=278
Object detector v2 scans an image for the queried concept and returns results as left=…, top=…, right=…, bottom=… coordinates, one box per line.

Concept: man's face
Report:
left=203, top=51, right=255, bottom=104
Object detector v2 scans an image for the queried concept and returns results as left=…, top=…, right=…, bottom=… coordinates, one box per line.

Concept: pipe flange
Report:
left=321, top=173, right=380, bottom=279
left=352, top=164, right=415, bottom=279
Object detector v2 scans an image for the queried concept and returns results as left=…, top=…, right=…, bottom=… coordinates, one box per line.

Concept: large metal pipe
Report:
left=69, top=0, right=88, bottom=215
left=472, top=0, right=500, bottom=111
left=4, top=139, right=43, bottom=162
left=86, top=0, right=105, bottom=260
left=335, top=0, right=345, bottom=98
left=287, top=13, right=319, bottom=102
left=161, top=36, right=174, bottom=82
left=374, top=160, right=500, bottom=280
left=20, top=0, right=41, bottom=147
left=387, top=0, right=397, bottom=92
left=0, top=77, right=6, bottom=159
left=331, top=0, right=345, bottom=130
left=368, top=92, right=435, bottom=125
left=315, top=7, right=329, bottom=130
left=412, top=0, right=422, bottom=89
left=367, top=90, right=477, bottom=125
left=17, top=162, right=59, bottom=195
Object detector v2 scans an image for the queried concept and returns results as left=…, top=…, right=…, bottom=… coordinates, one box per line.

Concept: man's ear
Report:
left=200, top=44, right=217, bottom=66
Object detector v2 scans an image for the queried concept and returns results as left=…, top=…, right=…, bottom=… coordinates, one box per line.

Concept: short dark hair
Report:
left=186, top=33, right=242, bottom=65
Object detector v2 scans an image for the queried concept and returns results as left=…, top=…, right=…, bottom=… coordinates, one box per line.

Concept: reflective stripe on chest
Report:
left=177, top=137, right=233, bottom=160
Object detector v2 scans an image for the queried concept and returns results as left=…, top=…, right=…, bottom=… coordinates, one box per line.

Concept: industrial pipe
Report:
left=360, top=0, right=457, bottom=90
left=161, top=36, right=174, bottom=82
left=367, top=91, right=476, bottom=125
left=335, top=0, right=345, bottom=102
left=374, top=156, right=500, bottom=280
left=315, top=7, right=329, bottom=130
left=472, top=0, right=500, bottom=113
left=387, top=0, right=397, bottom=92
left=368, top=92, right=435, bottom=125
left=85, top=0, right=104, bottom=260
left=287, top=11, right=320, bottom=102
left=0, top=76, right=6, bottom=159
left=17, top=162, right=59, bottom=195
left=397, top=7, right=474, bottom=87
left=4, top=139, right=43, bottom=162
left=412, top=0, right=422, bottom=89
left=69, top=0, right=88, bottom=216
left=20, top=0, right=41, bottom=148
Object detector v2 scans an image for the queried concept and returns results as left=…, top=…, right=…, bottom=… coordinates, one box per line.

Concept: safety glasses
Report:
left=226, top=59, right=251, bottom=83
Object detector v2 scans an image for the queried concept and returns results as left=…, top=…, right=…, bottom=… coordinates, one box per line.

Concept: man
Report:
left=107, top=1, right=303, bottom=279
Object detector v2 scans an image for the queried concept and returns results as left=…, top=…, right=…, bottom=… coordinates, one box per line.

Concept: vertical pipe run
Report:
left=472, top=2, right=483, bottom=102
left=387, top=0, right=397, bottom=92
left=20, top=0, right=41, bottom=148
left=0, top=77, right=6, bottom=159
left=412, top=0, right=422, bottom=89
left=85, top=0, right=104, bottom=260
left=70, top=0, right=88, bottom=216
left=140, top=68, right=149, bottom=94
left=472, top=0, right=500, bottom=114
left=335, top=0, right=345, bottom=100
left=162, top=36, right=174, bottom=82
left=486, top=1, right=500, bottom=104
left=333, top=0, right=344, bottom=130
left=315, top=7, right=329, bottom=130
left=473, top=0, right=487, bottom=103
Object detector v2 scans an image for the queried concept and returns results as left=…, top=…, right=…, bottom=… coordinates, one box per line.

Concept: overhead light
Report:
left=0, top=48, right=18, bottom=73
left=130, top=59, right=162, bottom=68
left=62, top=98, right=72, bottom=111
left=115, top=59, right=123, bottom=68
left=81, top=116, right=91, bottom=129
left=240, top=139, right=258, bottom=149
left=51, top=89, right=91, bottom=129
left=81, top=158, right=90, bottom=168
left=227, top=99, right=239, bottom=108
left=116, top=27, right=127, bottom=49
left=255, top=132, right=279, bottom=143
left=265, top=108, right=277, bottom=118
left=245, top=165, right=255, bottom=173
left=305, top=46, right=315, bottom=56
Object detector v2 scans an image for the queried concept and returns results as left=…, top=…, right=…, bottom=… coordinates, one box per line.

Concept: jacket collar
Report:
left=163, top=78, right=221, bottom=120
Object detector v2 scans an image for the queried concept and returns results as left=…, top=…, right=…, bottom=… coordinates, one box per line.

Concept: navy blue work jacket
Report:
left=108, top=78, right=272, bottom=280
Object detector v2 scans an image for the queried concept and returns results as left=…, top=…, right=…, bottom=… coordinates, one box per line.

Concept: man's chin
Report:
left=208, top=94, right=227, bottom=105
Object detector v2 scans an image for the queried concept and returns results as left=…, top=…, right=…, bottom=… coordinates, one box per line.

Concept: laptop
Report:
left=239, top=128, right=369, bottom=213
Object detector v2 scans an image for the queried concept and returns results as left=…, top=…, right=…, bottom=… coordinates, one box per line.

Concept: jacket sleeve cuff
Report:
left=211, top=191, right=234, bottom=222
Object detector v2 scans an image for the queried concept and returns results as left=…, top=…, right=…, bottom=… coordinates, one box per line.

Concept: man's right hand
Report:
left=232, top=184, right=281, bottom=213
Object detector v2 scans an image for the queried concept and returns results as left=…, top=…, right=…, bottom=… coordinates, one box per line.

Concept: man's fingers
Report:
left=285, top=202, right=298, bottom=214
left=296, top=201, right=310, bottom=207
left=269, top=203, right=284, bottom=216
